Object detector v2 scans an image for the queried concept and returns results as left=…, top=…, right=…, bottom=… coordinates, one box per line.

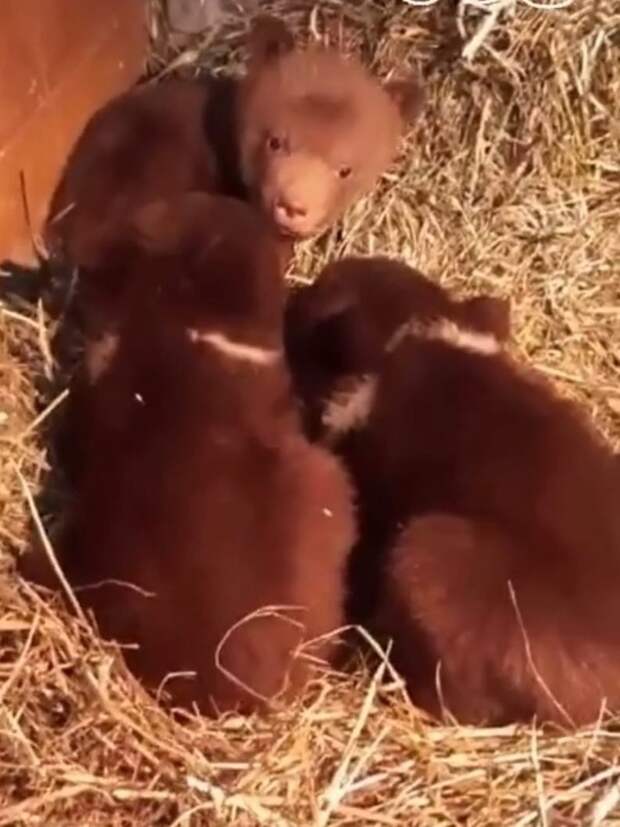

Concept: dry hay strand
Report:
left=1, top=0, right=620, bottom=824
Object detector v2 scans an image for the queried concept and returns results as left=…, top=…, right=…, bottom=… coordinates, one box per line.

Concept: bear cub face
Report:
left=238, top=16, right=425, bottom=240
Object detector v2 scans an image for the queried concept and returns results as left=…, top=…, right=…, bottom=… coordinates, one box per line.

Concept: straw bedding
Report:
left=1, top=1, right=619, bottom=823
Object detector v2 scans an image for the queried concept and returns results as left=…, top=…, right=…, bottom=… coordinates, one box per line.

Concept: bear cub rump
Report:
left=285, top=255, right=620, bottom=727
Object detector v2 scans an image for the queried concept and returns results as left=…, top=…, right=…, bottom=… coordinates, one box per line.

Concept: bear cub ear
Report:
left=458, top=295, right=512, bottom=342
left=383, top=76, right=427, bottom=124
left=247, top=14, right=295, bottom=68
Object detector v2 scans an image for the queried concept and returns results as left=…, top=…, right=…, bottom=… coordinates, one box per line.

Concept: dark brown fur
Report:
left=45, top=78, right=225, bottom=268
left=22, top=194, right=356, bottom=716
left=284, top=256, right=620, bottom=727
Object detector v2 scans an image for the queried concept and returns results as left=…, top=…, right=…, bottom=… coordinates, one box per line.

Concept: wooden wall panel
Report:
left=0, top=0, right=148, bottom=266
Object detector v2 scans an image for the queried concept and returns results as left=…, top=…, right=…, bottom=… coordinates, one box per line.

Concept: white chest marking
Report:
left=187, top=329, right=281, bottom=366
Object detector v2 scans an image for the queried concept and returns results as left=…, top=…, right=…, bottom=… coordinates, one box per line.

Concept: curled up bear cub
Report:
left=20, top=193, right=357, bottom=717
left=285, top=255, right=620, bottom=727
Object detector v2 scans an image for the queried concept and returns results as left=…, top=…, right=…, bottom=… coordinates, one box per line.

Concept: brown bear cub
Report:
left=21, top=193, right=356, bottom=717
left=285, top=256, right=620, bottom=727
left=236, top=18, right=424, bottom=241
left=44, top=14, right=423, bottom=339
